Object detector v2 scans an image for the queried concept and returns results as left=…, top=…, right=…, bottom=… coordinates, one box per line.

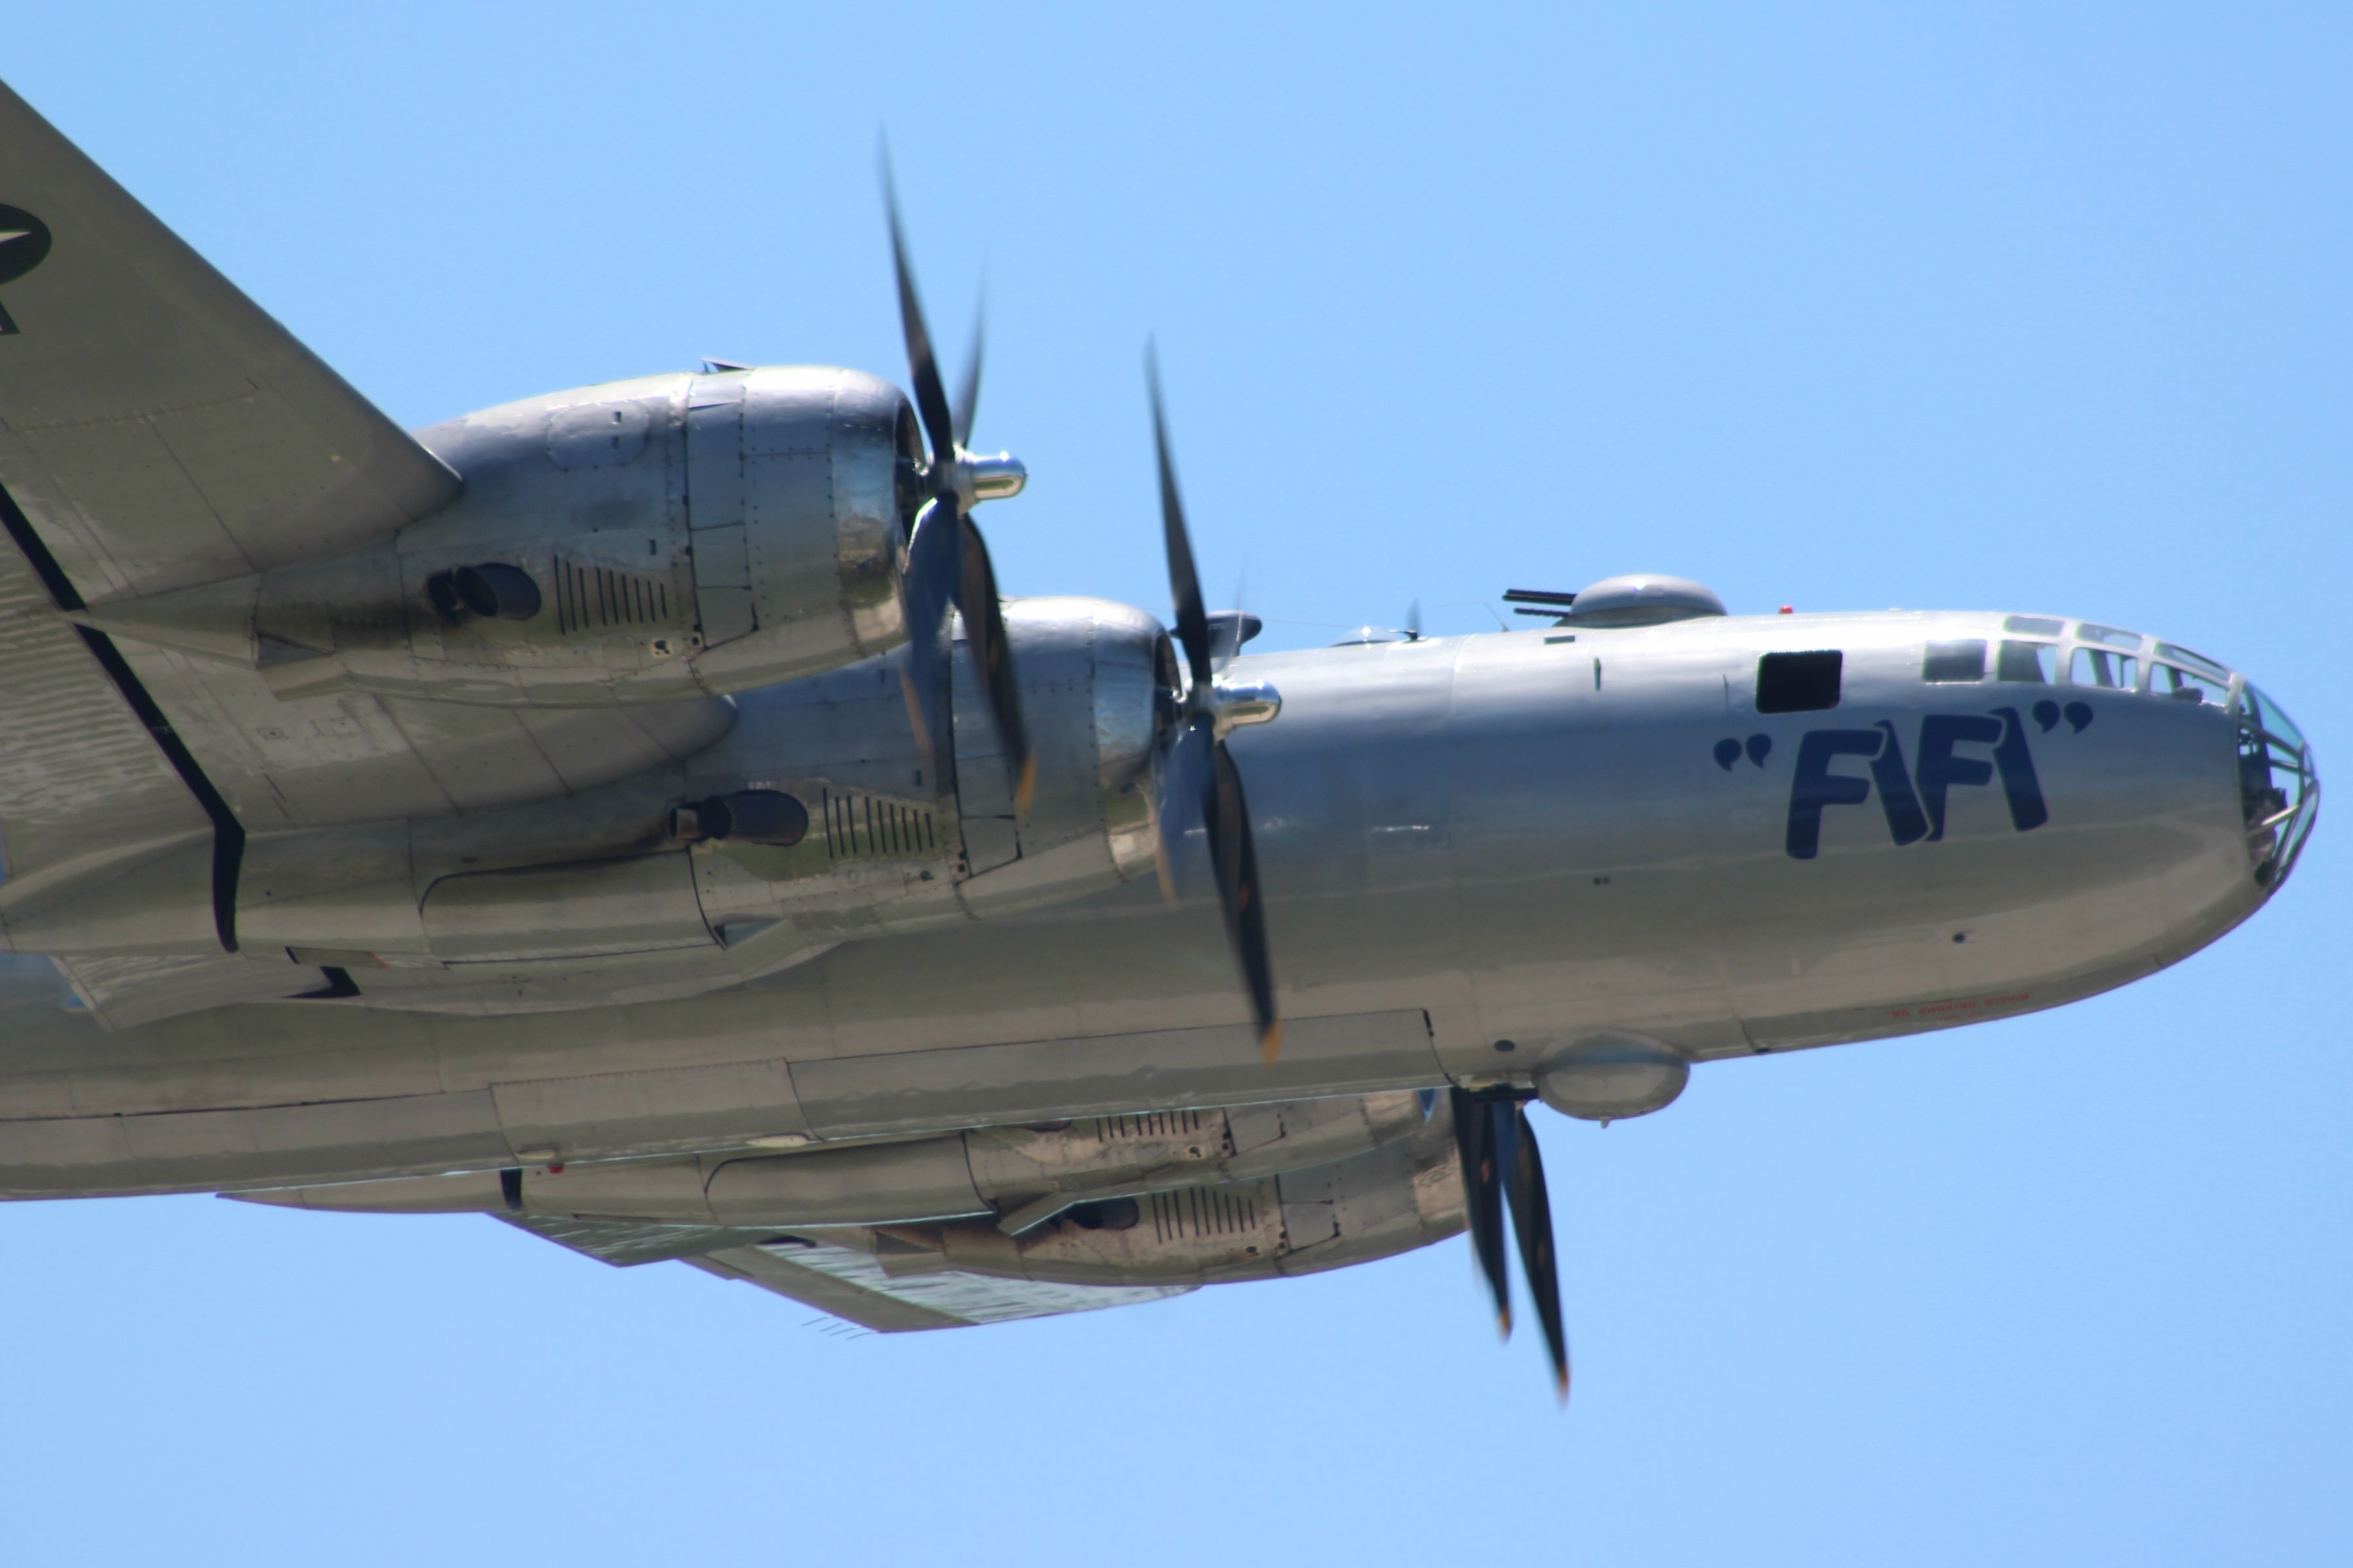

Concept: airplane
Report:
left=0, top=80, right=2318, bottom=1401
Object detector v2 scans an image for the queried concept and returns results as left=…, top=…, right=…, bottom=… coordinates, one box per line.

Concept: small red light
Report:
left=1779, top=605, right=1794, bottom=614
left=546, top=1163, right=565, bottom=1175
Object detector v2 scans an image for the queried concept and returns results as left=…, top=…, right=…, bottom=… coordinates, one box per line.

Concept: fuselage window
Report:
left=1757, top=650, right=1843, bottom=712
left=2069, top=646, right=2139, bottom=690
left=1922, top=640, right=1987, bottom=682
left=1996, top=641, right=2055, bottom=682
left=2004, top=614, right=2066, bottom=637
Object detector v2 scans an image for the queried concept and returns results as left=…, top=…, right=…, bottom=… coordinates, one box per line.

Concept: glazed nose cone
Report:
left=2236, top=682, right=2318, bottom=893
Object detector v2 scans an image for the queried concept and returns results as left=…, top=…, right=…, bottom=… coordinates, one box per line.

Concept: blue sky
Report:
left=2, top=5, right=2346, bottom=1563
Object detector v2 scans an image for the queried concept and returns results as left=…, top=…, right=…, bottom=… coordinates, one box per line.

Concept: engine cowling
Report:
left=76, top=367, right=916, bottom=708
left=885, top=1116, right=1467, bottom=1288
left=684, top=595, right=1168, bottom=942
left=946, top=596, right=1168, bottom=912
left=154, top=598, right=1175, bottom=1009
left=239, top=1093, right=1431, bottom=1233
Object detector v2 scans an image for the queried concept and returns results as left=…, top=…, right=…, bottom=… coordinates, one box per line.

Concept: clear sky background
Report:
left=2, top=5, right=2346, bottom=1564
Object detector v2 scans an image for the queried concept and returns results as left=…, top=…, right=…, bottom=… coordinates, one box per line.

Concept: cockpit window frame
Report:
left=2007, top=614, right=2311, bottom=890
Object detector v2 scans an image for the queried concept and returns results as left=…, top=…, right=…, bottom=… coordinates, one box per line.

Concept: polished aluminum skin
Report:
left=0, top=603, right=2309, bottom=1195
left=0, top=75, right=2317, bottom=1335
left=75, top=367, right=914, bottom=708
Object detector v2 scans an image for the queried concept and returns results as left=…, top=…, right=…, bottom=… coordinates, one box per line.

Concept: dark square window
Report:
left=1922, top=639, right=1987, bottom=683
left=1757, top=650, right=1843, bottom=712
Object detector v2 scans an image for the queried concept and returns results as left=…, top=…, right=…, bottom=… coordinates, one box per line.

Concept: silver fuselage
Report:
left=0, top=607, right=2305, bottom=1198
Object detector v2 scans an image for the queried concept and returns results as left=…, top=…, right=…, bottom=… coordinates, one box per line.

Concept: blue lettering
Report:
left=1773, top=711, right=2055, bottom=860
left=1915, top=713, right=2003, bottom=841
left=1786, top=730, right=1882, bottom=860
left=1988, top=707, right=2050, bottom=832
left=1870, top=720, right=1929, bottom=845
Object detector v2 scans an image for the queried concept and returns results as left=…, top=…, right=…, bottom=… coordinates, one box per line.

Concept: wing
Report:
left=0, top=80, right=460, bottom=602
left=0, top=509, right=350, bottom=1017
left=503, top=1214, right=1193, bottom=1333
left=0, top=512, right=213, bottom=892
left=0, top=84, right=739, bottom=1020
left=48, top=951, right=341, bottom=1029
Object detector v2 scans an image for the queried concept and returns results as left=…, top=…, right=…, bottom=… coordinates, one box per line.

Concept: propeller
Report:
left=1450, top=1087, right=1571, bottom=1403
left=1145, top=346, right=1284, bottom=1063
left=952, top=309, right=982, bottom=449
left=882, top=164, right=1034, bottom=813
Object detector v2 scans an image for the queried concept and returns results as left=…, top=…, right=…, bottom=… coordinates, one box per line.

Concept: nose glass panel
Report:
left=2237, top=684, right=2318, bottom=890
left=2001, top=615, right=2315, bottom=888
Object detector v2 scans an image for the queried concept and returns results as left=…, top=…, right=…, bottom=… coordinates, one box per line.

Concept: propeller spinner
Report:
left=883, top=166, right=1034, bottom=814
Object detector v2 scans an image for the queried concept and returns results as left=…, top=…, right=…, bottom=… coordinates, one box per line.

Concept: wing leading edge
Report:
left=0, top=80, right=461, bottom=603
left=0, top=86, right=752, bottom=1019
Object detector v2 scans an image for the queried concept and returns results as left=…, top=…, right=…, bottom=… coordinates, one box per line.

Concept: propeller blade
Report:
left=1505, top=1103, right=1572, bottom=1404
left=1143, top=345, right=1278, bottom=1061
left=882, top=173, right=1032, bottom=810
left=1145, top=343, right=1214, bottom=692
left=953, top=307, right=983, bottom=449
left=896, top=500, right=959, bottom=776
left=1204, top=740, right=1279, bottom=1060
left=955, top=512, right=1034, bottom=815
left=1452, top=1088, right=1512, bottom=1338
left=882, top=161, right=957, bottom=468
left=1151, top=714, right=1214, bottom=907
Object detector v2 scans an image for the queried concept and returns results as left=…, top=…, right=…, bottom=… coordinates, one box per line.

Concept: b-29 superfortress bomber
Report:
left=0, top=83, right=2316, bottom=1397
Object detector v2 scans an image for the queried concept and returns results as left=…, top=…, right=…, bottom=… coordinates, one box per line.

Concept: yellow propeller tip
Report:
left=1258, top=1022, right=1284, bottom=1067
left=1013, top=754, right=1038, bottom=819
left=1555, top=1371, right=1572, bottom=1407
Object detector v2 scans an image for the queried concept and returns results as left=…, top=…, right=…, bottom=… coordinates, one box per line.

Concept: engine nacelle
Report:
left=685, top=595, right=1167, bottom=942
left=238, top=1093, right=1431, bottom=1234
left=146, top=599, right=1173, bottom=1009
left=880, top=1114, right=1467, bottom=1288
left=947, top=597, right=1167, bottom=912
left=76, top=367, right=914, bottom=708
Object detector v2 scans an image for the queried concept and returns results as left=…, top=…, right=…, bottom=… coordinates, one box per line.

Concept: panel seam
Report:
left=0, top=477, right=245, bottom=952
